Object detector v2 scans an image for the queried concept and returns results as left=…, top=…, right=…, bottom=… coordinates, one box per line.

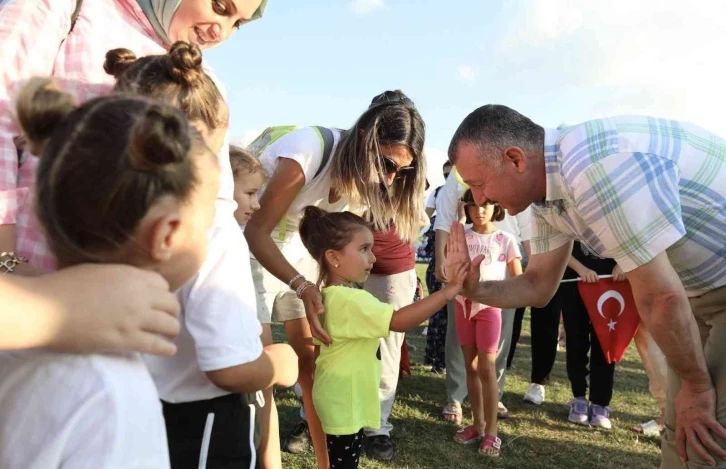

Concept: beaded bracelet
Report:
left=287, top=274, right=304, bottom=290
left=296, top=281, right=316, bottom=299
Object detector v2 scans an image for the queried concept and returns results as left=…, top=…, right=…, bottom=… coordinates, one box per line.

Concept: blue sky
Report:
left=206, top=0, right=725, bottom=189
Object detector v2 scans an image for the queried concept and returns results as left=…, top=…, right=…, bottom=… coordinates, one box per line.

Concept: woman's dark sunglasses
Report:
left=382, top=155, right=415, bottom=179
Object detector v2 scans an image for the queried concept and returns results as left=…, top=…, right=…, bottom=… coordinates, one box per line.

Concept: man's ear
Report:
left=503, top=146, right=527, bottom=173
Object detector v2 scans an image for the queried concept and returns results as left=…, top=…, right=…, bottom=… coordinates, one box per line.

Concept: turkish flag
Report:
left=577, top=279, right=640, bottom=364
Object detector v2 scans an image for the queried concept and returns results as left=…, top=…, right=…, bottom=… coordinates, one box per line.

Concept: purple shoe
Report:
left=590, top=405, right=613, bottom=429
left=568, top=397, right=589, bottom=425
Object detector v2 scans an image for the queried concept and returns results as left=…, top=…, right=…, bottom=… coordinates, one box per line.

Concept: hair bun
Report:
left=15, top=77, right=76, bottom=155
left=167, top=41, right=204, bottom=85
left=301, top=206, right=328, bottom=225
left=104, top=48, right=138, bottom=78
left=128, top=104, right=191, bottom=171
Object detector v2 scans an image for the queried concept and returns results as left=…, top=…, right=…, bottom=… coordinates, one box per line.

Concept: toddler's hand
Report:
left=577, top=267, right=599, bottom=283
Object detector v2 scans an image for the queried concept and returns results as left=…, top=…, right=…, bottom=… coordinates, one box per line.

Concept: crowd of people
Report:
left=0, top=1, right=724, bottom=469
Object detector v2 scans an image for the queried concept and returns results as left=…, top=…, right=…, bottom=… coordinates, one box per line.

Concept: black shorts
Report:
left=162, top=393, right=259, bottom=469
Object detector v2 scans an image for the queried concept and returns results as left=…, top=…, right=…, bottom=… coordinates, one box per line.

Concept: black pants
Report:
left=507, top=307, right=526, bottom=368
left=326, top=429, right=364, bottom=469
left=560, top=283, right=615, bottom=406
left=529, top=292, right=563, bottom=385
left=162, top=393, right=259, bottom=469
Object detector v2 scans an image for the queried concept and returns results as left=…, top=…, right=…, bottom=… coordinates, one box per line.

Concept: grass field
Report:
left=272, top=263, right=662, bottom=468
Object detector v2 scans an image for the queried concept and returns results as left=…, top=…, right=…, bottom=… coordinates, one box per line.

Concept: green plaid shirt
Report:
left=532, top=116, right=726, bottom=293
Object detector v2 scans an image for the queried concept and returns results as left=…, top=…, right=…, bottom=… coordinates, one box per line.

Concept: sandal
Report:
left=478, top=434, right=502, bottom=457
left=443, top=402, right=462, bottom=425
left=454, top=425, right=483, bottom=444
left=632, top=419, right=664, bottom=437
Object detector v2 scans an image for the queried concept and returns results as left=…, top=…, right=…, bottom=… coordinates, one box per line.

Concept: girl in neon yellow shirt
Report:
left=298, top=206, right=467, bottom=468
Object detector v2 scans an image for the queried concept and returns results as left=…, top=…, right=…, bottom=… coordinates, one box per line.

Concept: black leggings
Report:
left=327, top=429, right=364, bottom=469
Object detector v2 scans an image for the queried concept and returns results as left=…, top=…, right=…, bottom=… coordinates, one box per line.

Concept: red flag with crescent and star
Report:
left=577, top=279, right=640, bottom=364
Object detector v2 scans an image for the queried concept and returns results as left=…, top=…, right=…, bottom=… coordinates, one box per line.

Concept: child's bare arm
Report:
left=389, top=261, right=468, bottom=332
left=206, top=343, right=298, bottom=393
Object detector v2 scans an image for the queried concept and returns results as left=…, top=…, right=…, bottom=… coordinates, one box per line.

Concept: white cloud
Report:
left=458, top=65, right=476, bottom=82
left=494, top=0, right=726, bottom=134
left=230, top=129, right=262, bottom=148
left=350, top=0, right=385, bottom=15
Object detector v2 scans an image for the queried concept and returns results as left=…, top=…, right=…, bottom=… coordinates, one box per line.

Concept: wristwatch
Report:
left=0, top=251, right=28, bottom=274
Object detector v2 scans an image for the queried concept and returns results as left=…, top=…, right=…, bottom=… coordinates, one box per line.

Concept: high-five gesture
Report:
left=445, top=222, right=482, bottom=292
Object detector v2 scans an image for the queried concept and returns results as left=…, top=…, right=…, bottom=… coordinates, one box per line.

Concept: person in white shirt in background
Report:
left=433, top=169, right=532, bottom=423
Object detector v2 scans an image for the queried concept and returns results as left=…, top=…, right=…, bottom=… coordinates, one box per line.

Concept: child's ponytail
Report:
left=128, top=104, right=193, bottom=171
left=15, top=78, right=76, bottom=156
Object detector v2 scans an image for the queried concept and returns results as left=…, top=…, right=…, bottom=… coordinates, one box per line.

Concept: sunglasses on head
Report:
left=382, top=155, right=415, bottom=179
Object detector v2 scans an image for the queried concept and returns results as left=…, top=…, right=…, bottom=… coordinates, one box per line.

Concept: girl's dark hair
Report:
left=230, top=145, right=263, bottom=179
left=299, top=206, right=371, bottom=286
left=105, top=41, right=227, bottom=132
left=331, top=91, right=426, bottom=243
left=461, top=189, right=505, bottom=224
left=16, top=77, right=213, bottom=266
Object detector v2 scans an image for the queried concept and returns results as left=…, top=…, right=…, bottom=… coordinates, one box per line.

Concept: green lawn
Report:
left=272, top=263, right=661, bottom=468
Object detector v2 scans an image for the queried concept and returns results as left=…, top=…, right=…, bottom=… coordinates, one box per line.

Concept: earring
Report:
left=335, top=264, right=340, bottom=268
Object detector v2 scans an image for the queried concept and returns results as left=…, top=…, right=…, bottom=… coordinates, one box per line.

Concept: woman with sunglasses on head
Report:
left=245, top=90, right=426, bottom=468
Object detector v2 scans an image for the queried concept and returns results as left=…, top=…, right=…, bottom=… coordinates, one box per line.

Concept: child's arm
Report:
left=508, top=258, right=523, bottom=277
left=389, top=261, right=468, bottom=332
left=206, top=343, right=299, bottom=393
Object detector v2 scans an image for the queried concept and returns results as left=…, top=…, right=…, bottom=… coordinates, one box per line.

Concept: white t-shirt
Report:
left=425, top=189, right=438, bottom=210
left=457, top=228, right=521, bottom=319
left=0, top=351, right=169, bottom=469
left=256, top=127, right=350, bottom=246
left=144, top=214, right=263, bottom=403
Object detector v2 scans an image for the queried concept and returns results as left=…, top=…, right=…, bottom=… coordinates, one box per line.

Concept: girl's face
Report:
left=327, top=228, right=376, bottom=284
left=149, top=151, right=220, bottom=291
left=169, top=0, right=263, bottom=49
left=466, top=202, right=495, bottom=227
left=233, top=169, right=264, bottom=225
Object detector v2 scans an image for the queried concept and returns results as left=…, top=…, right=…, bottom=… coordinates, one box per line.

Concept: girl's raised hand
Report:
left=445, top=222, right=481, bottom=292
left=442, top=260, right=469, bottom=301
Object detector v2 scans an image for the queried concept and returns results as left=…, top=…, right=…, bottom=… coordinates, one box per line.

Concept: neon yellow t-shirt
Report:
left=312, top=285, right=395, bottom=435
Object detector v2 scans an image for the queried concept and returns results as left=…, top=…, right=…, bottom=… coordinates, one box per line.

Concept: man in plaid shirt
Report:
left=446, top=105, right=726, bottom=468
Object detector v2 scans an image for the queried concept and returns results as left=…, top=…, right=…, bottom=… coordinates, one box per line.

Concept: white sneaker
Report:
left=524, top=383, right=545, bottom=405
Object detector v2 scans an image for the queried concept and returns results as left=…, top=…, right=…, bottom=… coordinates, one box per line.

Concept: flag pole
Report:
left=560, top=274, right=614, bottom=284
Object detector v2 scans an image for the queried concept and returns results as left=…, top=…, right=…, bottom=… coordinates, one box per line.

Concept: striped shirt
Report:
left=532, top=116, right=726, bottom=294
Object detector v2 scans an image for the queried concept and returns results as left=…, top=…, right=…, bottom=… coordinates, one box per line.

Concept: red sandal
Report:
left=454, top=425, right=483, bottom=444
left=478, top=434, right=502, bottom=457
